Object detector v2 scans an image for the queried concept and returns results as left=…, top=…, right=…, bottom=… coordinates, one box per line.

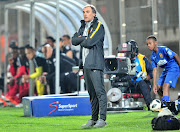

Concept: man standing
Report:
left=72, top=5, right=107, bottom=127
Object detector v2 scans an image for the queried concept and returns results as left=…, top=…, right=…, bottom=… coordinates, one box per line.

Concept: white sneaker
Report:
left=1, top=95, right=10, bottom=101
left=81, top=119, right=97, bottom=127
left=15, top=103, right=23, bottom=108
left=94, top=119, right=107, bottom=127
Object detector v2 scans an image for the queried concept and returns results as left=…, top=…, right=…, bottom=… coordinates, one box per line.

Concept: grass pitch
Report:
left=0, top=107, right=180, bottom=132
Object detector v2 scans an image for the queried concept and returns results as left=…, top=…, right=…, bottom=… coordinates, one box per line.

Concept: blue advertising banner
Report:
left=23, top=96, right=91, bottom=117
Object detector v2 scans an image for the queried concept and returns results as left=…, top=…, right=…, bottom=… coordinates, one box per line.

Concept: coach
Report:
left=72, top=5, right=107, bottom=127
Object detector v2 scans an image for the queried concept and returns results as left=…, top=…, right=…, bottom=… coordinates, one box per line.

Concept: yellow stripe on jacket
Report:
left=90, top=21, right=101, bottom=39
left=137, top=53, right=147, bottom=75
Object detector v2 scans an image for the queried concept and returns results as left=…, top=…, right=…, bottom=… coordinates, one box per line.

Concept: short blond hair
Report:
left=83, top=4, right=97, bottom=14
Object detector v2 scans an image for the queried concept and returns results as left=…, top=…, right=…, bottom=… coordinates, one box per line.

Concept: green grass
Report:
left=0, top=107, right=180, bottom=132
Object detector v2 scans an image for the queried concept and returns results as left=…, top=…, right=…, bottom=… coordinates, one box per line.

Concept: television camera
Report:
left=104, top=40, right=144, bottom=111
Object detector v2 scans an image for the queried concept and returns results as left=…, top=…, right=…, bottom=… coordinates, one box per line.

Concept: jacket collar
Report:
left=81, top=16, right=98, bottom=26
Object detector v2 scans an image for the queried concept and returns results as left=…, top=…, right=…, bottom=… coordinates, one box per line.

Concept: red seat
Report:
left=124, top=93, right=143, bottom=99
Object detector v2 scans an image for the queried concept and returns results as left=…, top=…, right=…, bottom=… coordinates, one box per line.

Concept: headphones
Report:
left=126, top=40, right=138, bottom=54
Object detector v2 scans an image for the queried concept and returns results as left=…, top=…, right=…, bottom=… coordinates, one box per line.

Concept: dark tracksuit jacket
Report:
left=72, top=17, right=107, bottom=121
left=72, top=17, right=105, bottom=71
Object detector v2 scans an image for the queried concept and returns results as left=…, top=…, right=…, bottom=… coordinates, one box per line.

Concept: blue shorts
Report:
left=158, top=70, right=179, bottom=88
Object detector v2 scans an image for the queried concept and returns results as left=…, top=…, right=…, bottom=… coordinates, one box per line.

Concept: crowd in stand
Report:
left=0, top=35, right=79, bottom=107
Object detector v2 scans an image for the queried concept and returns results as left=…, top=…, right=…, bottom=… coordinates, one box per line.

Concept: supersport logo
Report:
left=48, top=101, right=59, bottom=115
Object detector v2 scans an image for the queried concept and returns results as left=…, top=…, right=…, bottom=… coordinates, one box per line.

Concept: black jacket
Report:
left=45, top=49, right=76, bottom=81
left=72, top=17, right=105, bottom=71
left=33, top=56, right=47, bottom=72
left=45, top=49, right=77, bottom=93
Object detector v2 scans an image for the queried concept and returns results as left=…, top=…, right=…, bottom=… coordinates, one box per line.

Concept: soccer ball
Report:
left=150, top=99, right=162, bottom=111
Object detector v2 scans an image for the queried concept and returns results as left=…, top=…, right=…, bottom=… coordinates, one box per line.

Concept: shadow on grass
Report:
left=20, top=115, right=29, bottom=117
left=66, top=127, right=105, bottom=131
left=143, top=112, right=158, bottom=118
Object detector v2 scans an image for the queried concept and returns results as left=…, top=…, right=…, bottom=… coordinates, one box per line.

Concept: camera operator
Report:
left=127, top=40, right=153, bottom=109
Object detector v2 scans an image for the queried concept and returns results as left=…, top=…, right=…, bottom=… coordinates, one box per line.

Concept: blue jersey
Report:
left=151, top=46, right=179, bottom=71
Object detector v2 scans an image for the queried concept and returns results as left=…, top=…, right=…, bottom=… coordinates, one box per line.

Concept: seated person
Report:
left=40, top=44, right=77, bottom=94
left=1, top=44, right=18, bottom=103
left=125, top=40, right=153, bottom=108
left=7, top=46, right=29, bottom=105
left=46, top=36, right=55, bottom=48
left=8, top=42, right=19, bottom=77
left=59, top=37, right=73, bottom=59
left=23, top=45, right=47, bottom=96
left=62, top=35, right=79, bottom=65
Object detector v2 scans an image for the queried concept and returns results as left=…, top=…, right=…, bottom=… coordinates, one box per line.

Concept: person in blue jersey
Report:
left=126, top=40, right=153, bottom=109
left=146, top=35, right=180, bottom=102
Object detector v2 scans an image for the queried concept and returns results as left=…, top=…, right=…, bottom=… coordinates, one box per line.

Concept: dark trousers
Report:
left=83, top=68, right=107, bottom=121
left=136, top=80, right=152, bottom=106
left=49, top=78, right=55, bottom=94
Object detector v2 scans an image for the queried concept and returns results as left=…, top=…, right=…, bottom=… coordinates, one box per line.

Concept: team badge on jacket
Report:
left=159, top=53, right=163, bottom=58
